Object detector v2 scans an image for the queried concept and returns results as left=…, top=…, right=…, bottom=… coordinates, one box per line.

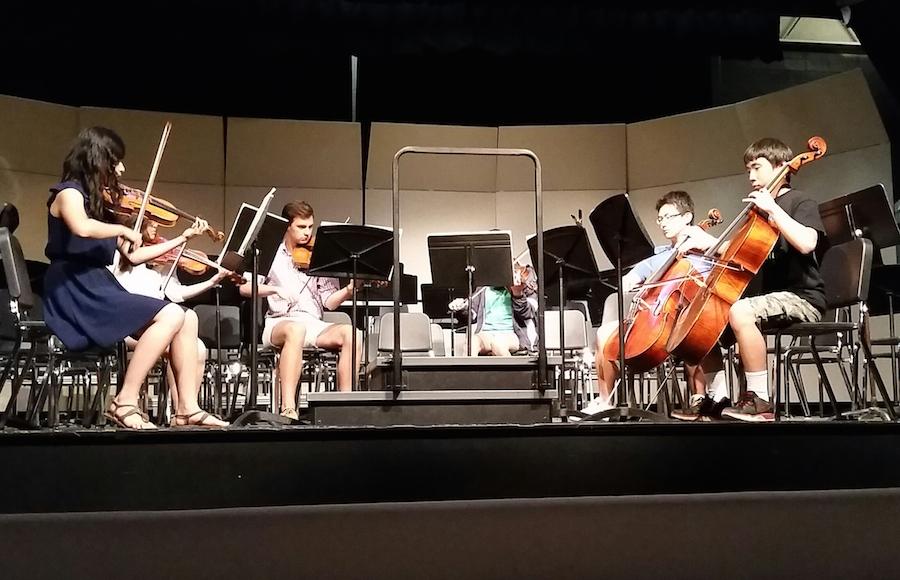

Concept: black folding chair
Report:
left=0, top=228, right=117, bottom=428
left=767, top=238, right=894, bottom=420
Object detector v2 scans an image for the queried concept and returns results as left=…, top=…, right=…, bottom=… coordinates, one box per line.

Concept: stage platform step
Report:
left=308, top=388, right=558, bottom=426
left=324, top=356, right=563, bottom=426
left=366, top=354, right=562, bottom=391
left=307, top=388, right=557, bottom=427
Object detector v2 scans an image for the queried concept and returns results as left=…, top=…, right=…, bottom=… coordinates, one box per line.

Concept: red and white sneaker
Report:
left=720, top=392, right=774, bottom=422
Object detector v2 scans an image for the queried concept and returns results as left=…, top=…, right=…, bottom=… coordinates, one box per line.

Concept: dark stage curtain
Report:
left=320, top=1, right=786, bottom=61
left=849, top=0, right=900, bottom=102
left=0, top=1, right=850, bottom=123
left=5, top=2, right=787, bottom=60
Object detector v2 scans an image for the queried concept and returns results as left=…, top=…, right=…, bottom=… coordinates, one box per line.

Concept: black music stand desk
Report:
left=589, top=193, right=662, bottom=421
left=308, top=223, right=394, bottom=391
left=428, top=231, right=513, bottom=357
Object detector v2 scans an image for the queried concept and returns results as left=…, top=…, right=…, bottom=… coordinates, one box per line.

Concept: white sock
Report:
left=705, top=371, right=729, bottom=402
left=689, top=393, right=706, bottom=406
left=745, top=370, right=769, bottom=401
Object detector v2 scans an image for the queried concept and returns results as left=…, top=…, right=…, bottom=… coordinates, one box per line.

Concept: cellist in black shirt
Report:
left=673, top=138, right=827, bottom=422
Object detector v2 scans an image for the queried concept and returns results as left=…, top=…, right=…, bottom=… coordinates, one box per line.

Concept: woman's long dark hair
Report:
left=61, top=127, right=126, bottom=220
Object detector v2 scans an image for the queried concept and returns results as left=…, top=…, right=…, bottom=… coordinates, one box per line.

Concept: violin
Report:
left=147, top=236, right=210, bottom=275
left=512, top=248, right=537, bottom=294
left=666, top=136, right=827, bottom=364
left=113, top=185, right=225, bottom=242
left=288, top=237, right=387, bottom=288
left=146, top=235, right=243, bottom=283
left=451, top=251, right=536, bottom=309
left=292, top=237, right=315, bottom=270
left=513, top=263, right=538, bottom=295
left=602, top=208, right=722, bottom=371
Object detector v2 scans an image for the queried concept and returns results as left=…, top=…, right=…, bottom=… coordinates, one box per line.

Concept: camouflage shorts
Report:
left=736, top=291, right=822, bottom=325
left=718, top=292, right=821, bottom=347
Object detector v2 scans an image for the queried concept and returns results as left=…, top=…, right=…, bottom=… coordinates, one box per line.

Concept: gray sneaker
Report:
left=720, top=392, right=774, bottom=422
left=671, top=394, right=711, bottom=421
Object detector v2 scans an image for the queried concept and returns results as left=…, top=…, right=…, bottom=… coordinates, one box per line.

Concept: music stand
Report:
left=308, top=223, right=394, bottom=391
left=526, top=225, right=600, bottom=417
left=587, top=193, right=663, bottom=421
left=428, top=231, right=513, bottom=357
left=421, top=284, right=465, bottom=350
left=340, top=264, right=418, bottom=312
left=338, top=265, right=417, bottom=376
left=340, top=269, right=417, bottom=316
left=218, top=189, right=286, bottom=411
left=819, top=183, right=900, bottom=420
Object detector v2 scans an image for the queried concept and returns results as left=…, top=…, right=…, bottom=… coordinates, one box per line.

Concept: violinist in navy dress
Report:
left=44, top=126, right=227, bottom=428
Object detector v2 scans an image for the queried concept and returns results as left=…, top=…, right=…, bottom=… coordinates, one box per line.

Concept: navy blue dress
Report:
left=44, top=181, right=167, bottom=351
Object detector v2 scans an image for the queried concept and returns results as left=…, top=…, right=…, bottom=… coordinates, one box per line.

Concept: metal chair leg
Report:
left=83, top=356, right=112, bottom=427
left=858, top=333, right=897, bottom=420
left=27, top=345, right=56, bottom=428
left=785, top=351, right=811, bottom=417
left=808, top=336, right=840, bottom=419
left=0, top=337, right=25, bottom=428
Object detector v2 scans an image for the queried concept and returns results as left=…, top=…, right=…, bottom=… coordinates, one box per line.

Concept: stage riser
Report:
left=313, top=402, right=551, bottom=426
left=369, top=369, right=540, bottom=390
left=4, top=489, right=900, bottom=580
left=4, top=423, right=900, bottom=514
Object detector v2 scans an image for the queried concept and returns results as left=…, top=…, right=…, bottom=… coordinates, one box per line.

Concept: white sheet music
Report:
left=217, top=187, right=279, bottom=266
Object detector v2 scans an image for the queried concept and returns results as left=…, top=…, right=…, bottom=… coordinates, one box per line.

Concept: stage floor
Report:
left=3, top=420, right=900, bottom=514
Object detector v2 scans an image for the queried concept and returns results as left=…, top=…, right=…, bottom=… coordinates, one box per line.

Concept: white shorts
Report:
left=262, top=314, right=334, bottom=349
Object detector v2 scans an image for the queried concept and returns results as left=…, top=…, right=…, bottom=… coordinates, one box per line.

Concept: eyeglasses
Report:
left=656, top=212, right=685, bottom=224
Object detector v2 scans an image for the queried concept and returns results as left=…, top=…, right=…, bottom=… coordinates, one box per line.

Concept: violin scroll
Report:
left=699, top=208, right=722, bottom=230
left=787, top=136, right=827, bottom=174
left=807, top=136, right=827, bottom=158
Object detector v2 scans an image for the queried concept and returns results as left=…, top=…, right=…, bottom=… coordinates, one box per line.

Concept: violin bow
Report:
left=128, top=122, right=172, bottom=252
left=512, top=247, right=531, bottom=265
left=160, top=239, right=188, bottom=297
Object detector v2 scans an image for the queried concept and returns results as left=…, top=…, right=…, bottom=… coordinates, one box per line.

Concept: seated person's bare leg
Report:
left=316, top=323, right=363, bottom=392
left=594, top=321, right=619, bottom=402
left=192, top=337, right=207, bottom=409
left=476, top=332, right=495, bottom=356
left=168, top=309, right=227, bottom=427
left=672, top=347, right=730, bottom=419
left=700, top=347, right=728, bottom=402
left=269, top=320, right=306, bottom=415
left=165, top=362, right=178, bottom=412
left=489, top=333, right=520, bottom=356
left=163, top=338, right=206, bottom=413
left=684, top=362, right=705, bottom=397
left=454, top=333, right=485, bottom=356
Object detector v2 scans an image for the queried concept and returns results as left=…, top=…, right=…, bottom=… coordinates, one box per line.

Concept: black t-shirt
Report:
left=749, top=188, right=827, bottom=313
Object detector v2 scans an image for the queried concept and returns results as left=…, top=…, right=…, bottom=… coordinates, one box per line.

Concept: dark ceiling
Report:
left=0, top=1, right=870, bottom=126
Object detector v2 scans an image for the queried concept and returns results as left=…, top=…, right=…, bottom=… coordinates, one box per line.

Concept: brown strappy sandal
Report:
left=172, top=410, right=228, bottom=428
left=105, top=401, right=156, bottom=430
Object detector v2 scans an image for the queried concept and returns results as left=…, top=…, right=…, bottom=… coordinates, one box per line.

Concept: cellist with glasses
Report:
left=671, top=138, right=827, bottom=422
left=584, top=191, right=730, bottom=419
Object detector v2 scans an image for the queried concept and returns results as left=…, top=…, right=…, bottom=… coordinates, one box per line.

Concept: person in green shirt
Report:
left=448, top=266, right=536, bottom=356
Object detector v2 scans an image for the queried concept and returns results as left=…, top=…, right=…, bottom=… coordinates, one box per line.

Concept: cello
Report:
left=602, top=209, right=722, bottom=372
left=666, top=136, right=827, bottom=364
